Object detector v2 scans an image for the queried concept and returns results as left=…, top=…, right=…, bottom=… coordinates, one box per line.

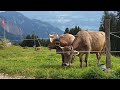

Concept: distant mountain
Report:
left=19, top=11, right=103, bottom=31
left=0, top=11, right=63, bottom=43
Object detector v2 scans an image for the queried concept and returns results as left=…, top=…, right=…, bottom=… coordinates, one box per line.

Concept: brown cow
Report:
left=48, top=33, right=75, bottom=65
left=56, top=30, right=106, bottom=67
left=48, top=33, right=75, bottom=49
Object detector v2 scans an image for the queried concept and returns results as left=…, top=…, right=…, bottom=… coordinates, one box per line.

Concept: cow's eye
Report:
left=69, top=46, right=73, bottom=50
left=55, top=42, right=60, bottom=45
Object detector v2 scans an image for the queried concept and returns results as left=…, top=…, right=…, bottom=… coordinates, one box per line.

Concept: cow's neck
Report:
left=72, top=38, right=81, bottom=50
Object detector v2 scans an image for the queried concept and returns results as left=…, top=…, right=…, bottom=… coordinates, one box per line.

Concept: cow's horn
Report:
left=73, top=50, right=79, bottom=55
left=56, top=45, right=64, bottom=50
left=56, top=34, right=59, bottom=39
left=49, top=34, right=53, bottom=37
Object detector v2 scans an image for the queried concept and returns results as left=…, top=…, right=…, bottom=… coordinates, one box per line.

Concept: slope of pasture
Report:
left=0, top=46, right=120, bottom=79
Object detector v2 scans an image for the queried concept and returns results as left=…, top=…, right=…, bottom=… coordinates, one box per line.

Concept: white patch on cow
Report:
left=66, top=63, right=70, bottom=66
left=63, top=63, right=70, bottom=66
left=56, top=34, right=59, bottom=38
left=49, top=34, right=54, bottom=43
left=50, top=38, right=53, bottom=43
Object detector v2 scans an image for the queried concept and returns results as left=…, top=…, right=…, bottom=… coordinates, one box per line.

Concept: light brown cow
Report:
left=57, top=30, right=106, bottom=67
left=48, top=33, right=75, bottom=65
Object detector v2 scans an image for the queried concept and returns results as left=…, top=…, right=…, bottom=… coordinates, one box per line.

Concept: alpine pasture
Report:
left=0, top=45, right=120, bottom=79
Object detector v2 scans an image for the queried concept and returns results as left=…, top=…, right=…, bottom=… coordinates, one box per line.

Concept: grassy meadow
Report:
left=0, top=45, right=120, bottom=79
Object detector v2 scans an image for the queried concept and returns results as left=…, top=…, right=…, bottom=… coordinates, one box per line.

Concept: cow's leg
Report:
left=96, top=52, right=101, bottom=66
left=84, top=41, right=91, bottom=67
left=85, top=52, right=90, bottom=67
left=79, top=53, right=84, bottom=68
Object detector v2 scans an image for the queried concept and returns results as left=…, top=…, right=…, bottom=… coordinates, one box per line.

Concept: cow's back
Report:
left=72, top=31, right=105, bottom=52
left=88, top=31, right=105, bottom=51
left=59, top=34, right=75, bottom=46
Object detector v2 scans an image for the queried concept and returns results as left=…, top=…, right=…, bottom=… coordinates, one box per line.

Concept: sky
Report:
left=1, top=11, right=104, bottom=31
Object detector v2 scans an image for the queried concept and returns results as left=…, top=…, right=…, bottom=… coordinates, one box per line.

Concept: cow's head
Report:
left=48, top=34, right=60, bottom=49
left=56, top=45, right=79, bottom=66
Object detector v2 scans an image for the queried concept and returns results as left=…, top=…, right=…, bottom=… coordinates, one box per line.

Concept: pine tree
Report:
left=99, top=15, right=104, bottom=32
left=69, top=26, right=81, bottom=35
left=64, top=28, right=69, bottom=34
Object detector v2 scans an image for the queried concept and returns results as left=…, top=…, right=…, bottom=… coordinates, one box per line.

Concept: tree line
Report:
left=19, top=34, right=49, bottom=47
left=99, top=11, right=120, bottom=56
left=64, top=26, right=81, bottom=35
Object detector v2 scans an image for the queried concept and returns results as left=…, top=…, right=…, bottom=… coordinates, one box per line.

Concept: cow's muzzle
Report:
left=62, top=63, right=70, bottom=66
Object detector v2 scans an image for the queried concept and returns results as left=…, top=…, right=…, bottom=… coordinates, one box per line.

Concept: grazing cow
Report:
left=48, top=33, right=75, bottom=65
left=56, top=30, right=106, bottom=67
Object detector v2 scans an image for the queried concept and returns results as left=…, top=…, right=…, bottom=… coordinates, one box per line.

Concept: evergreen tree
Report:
left=99, top=15, right=104, bottom=32
left=64, top=28, right=69, bottom=34
left=19, top=34, right=49, bottom=47
left=64, top=26, right=81, bottom=35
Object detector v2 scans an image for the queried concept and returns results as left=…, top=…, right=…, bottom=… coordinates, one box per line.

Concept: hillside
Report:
left=0, top=11, right=63, bottom=43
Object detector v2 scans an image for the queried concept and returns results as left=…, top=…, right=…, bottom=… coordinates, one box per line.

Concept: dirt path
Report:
left=0, top=73, right=34, bottom=79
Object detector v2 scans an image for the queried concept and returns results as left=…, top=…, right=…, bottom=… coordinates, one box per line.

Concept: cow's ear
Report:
left=73, top=50, right=79, bottom=55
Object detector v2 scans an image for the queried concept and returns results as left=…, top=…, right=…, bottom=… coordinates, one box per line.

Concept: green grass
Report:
left=0, top=45, right=120, bottom=79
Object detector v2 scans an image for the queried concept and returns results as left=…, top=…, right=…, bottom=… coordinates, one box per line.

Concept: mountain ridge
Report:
left=0, top=11, right=63, bottom=43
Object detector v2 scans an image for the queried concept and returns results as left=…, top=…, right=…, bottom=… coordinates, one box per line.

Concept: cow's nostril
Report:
left=64, top=64, right=67, bottom=66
